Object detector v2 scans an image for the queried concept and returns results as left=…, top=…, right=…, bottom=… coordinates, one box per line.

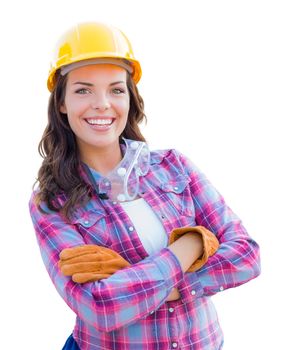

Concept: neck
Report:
left=80, top=142, right=123, bottom=176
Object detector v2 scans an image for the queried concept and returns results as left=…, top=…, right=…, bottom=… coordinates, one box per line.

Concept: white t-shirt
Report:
left=120, top=198, right=168, bottom=255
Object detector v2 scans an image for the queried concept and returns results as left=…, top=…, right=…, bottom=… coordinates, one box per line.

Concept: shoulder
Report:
left=149, top=147, right=202, bottom=179
left=28, top=188, right=68, bottom=224
left=148, top=148, right=186, bottom=178
left=150, top=148, right=183, bottom=164
left=29, top=189, right=41, bottom=216
left=150, top=148, right=193, bottom=169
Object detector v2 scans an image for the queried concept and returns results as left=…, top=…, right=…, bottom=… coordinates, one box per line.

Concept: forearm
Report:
left=166, top=233, right=203, bottom=301
left=168, top=232, right=203, bottom=272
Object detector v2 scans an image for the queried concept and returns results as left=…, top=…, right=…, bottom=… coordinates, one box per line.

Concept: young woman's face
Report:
left=61, top=64, right=130, bottom=155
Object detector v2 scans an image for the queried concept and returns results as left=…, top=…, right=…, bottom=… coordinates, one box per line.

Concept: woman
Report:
left=29, top=22, right=260, bottom=350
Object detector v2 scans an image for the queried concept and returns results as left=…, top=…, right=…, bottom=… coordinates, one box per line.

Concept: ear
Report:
left=60, top=103, right=67, bottom=114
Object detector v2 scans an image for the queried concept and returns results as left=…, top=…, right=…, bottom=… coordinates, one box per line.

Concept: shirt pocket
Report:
left=159, top=175, right=195, bottom=217
left=73, top=210, right=112, bottom=247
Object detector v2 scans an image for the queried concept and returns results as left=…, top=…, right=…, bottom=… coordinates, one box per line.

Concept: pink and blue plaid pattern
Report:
left=29, top=148, right=260, bottom=349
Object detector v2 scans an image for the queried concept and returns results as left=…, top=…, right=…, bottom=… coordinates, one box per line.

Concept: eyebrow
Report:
left=73, top=81, right=126, bottom=86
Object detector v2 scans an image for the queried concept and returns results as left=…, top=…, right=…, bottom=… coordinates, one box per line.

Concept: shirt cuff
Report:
left=150, top=247, right=184, bottom=290
left=178, top=271, right=204, bottom=302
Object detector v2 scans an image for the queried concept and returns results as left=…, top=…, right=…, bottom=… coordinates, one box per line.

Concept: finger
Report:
left=85, top=260, right=130, bottom=274
left=95, top=246, right=120, bottom=258
left=103, top=258, right=130, bottom=269
left=60, top=261, right=103, bottom=275
left=60, top=259, right=130, bottom=276
left=59, top=254, right=119, bottom=271
left=62, top=253, right=130, bottom=267
left=60, top=252, right=106, bottom=265
left=59, top=245, right=116, bottom=261
left=59, top=245, right=102, bottom=260
left=72, top=272, right=112, bottom=283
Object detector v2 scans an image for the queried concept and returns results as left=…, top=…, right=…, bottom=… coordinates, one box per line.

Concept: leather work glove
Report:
left=168, top=226, right=219, bottom=272
left=59, top=245, right=130, bottom=283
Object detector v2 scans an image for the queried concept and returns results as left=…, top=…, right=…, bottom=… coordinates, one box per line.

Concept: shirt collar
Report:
left=79, top=142, right=165, bottom=191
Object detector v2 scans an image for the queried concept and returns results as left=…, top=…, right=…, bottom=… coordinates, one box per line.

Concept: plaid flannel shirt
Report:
left=29, top=148, right=260, bottom=350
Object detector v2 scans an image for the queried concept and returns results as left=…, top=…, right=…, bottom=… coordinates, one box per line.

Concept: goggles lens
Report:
left=98, top=139, right=150, bottom=202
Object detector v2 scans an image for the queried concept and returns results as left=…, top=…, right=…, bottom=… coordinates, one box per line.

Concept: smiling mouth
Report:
left=85, top=118, right=114, bottom=126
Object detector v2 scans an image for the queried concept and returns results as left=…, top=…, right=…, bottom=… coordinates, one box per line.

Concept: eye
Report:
left=112, top=88, right=125, bottom=95
left=75, top=88, right=91, bottom=95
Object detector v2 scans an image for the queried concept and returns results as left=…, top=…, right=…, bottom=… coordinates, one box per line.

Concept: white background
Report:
left=0, top=0, right=283, bottom=349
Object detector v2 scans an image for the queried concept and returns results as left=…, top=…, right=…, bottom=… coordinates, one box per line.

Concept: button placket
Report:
left=167, top=302, right=179, bottom=350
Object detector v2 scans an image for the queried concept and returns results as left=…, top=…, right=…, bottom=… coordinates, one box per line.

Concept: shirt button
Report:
left=150, top=310, right=155, bottom=315
left=129, top=226, right=134, bottom=232
left=174, top=186, right=179, bottom=191
left=219, top=286, right=224, bottom=291
left=84, top=220, right=89, bottom=225
left=169, top=307, right=174, bottom=313
left=112, top=201, right=117, bottom=205
left=191, top=290, right=196, bottom=296
left=117, top=167, right=127, bottom=176
left=172, top=342, right=178, bottom=348
left=161, top=215, right=166, bottom=219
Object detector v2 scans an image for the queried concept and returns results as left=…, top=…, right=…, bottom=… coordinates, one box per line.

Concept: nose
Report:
left=91, top=92, right=111, bottom=111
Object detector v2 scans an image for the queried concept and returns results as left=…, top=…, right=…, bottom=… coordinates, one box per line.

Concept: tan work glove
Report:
left=59, top=245, right=130, bottom=283
left=168, top=226, right=219, bottom=272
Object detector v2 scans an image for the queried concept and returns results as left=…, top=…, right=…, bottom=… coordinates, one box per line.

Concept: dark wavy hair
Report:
left=35, top=71, right=147, bottom=220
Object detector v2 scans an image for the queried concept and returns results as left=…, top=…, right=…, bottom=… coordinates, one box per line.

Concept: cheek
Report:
left=64, top=101, right=83, bottom=130
left=117, top=97, right=130, bottom=116
left=65, top=99, right=86, bottom=119
left=66, top=115, right=78, bottom=136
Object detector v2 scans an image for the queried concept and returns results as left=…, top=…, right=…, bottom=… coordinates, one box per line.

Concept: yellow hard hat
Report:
left=47, top=22, right=142, bottom=91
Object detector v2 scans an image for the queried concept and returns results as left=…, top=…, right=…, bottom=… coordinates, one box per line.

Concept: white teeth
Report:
left=87, top=119, right=113, bottom=125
